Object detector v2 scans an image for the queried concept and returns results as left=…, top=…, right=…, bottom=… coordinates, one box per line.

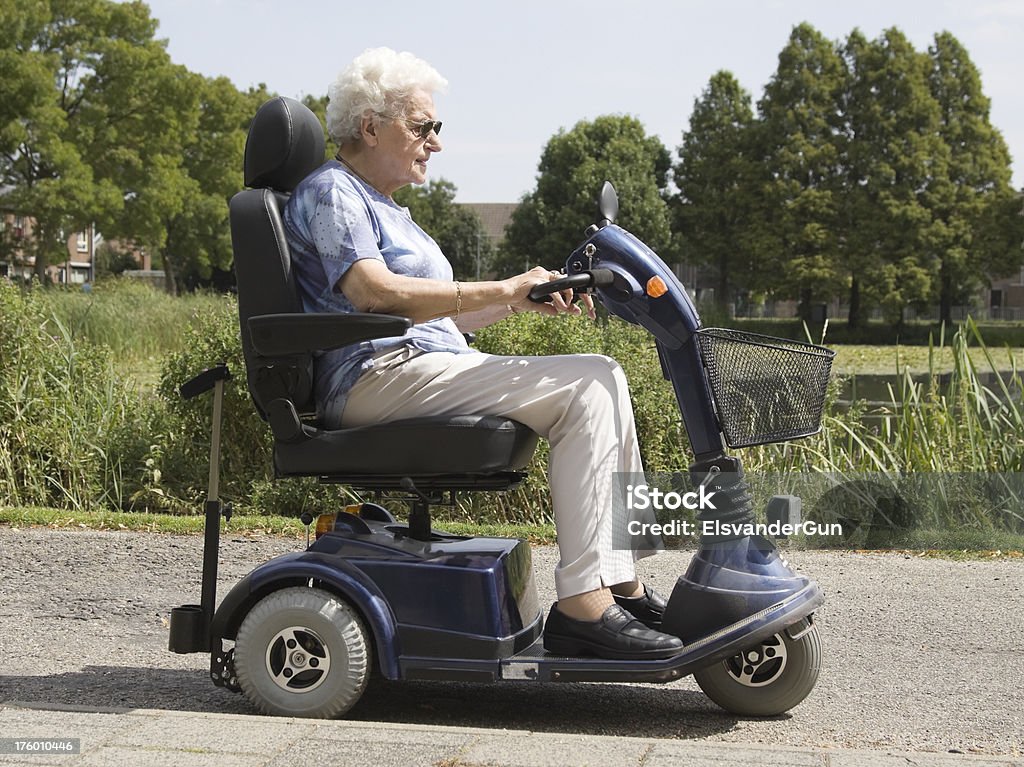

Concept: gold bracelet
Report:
left=454, top=281, right=462, bottom=321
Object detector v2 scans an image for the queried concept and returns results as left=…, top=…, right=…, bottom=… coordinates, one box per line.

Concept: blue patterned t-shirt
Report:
left=282, top=161, right=473, bottom=422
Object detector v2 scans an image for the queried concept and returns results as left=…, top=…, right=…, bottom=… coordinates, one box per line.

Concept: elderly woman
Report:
left=283, top=48, right=682, bottom=661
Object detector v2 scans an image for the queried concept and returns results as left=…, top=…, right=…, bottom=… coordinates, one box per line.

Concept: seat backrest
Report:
left=229, top=97, right=325, bottom=417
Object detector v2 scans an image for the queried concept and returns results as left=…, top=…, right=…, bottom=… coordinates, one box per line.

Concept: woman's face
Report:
left=372, top=89, right=442, bottom=196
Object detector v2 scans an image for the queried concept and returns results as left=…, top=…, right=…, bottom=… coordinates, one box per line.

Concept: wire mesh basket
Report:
left=695, top=328, right=836, bottom=448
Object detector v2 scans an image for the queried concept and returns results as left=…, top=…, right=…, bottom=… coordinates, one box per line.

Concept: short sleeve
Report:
left=309, top=184, right=386, bottom=291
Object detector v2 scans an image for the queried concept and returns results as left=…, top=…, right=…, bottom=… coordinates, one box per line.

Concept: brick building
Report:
left=0, top=190, right=98, bottom=284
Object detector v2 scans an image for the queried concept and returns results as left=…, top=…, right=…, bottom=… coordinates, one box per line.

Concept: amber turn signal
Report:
left=315, top=513, right=337, bottom=539
left=646, top=275, right=668, bottom=298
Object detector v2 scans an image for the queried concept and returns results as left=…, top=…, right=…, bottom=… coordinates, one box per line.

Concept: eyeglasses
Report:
left=404, top=118, right=442, bottom=139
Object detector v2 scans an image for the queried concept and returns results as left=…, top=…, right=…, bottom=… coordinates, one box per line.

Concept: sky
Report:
left=138, top=0, right=1024, bottom=203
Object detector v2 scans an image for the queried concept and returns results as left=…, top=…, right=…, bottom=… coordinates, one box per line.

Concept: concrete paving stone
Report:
left=645, top=740, right=825, bottom=766
left=0, top=705, right=133, bottom=761
left=264, top=736, right=466, bottom=767
left=0, top=706, right=131, bottom=737
left=79, top=745, right=267, bottom=767
left=0, top=756, right=80, bottom=767
left=4, top=704, right=1023, bottom=767
left=461, top=732, right=649, bottom=766
left=105, top=712, right=317, bottom=755
left=310, top=720, right=477, bottom=748
left=827, top=750, right=1023, bottom=767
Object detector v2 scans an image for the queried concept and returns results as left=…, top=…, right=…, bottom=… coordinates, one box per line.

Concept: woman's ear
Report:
left=360, top=114, right=380, bottom=146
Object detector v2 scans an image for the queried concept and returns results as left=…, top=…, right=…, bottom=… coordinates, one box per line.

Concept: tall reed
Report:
left=35, top=280, right=227, bottom=359
left=745, top=319, right=1024, bottom=534
left=477, top=313, right=1024, bottom=534
left=0, top=281, right=152, bottom=510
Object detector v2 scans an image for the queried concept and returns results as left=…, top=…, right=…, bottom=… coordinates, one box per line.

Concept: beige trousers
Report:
left=338, top=347, right=654, bottom=599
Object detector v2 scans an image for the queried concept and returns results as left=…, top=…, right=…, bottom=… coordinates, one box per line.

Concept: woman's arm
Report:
left=456, top=294, right=595, bottom=332
left=454, top=303, right=515, bottom=332
left=338, top=259, right=577, bottom=324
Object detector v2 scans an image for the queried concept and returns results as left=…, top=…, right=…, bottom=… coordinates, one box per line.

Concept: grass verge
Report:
left=0, top=506, right=558, bottom=544
left=833, top=343, right=1024, bottom=375
left=3, top=507, right=1021, bottom=557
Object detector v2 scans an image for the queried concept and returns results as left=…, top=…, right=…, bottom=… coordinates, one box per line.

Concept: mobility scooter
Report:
left=169, top=97, right=835, bottom=718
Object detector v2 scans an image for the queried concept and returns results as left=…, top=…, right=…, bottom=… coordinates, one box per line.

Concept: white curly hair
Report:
left=326, top=48, right=448, bottom=145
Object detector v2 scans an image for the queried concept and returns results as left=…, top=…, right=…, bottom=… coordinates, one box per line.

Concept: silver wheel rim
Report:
left=723, top=633, right=789, bottom=688
left=265, top=625, right=332, bottom=693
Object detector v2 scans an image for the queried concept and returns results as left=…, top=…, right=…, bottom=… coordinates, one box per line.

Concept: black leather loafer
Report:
left=543, top=603, right=684, bottom=660
left=613, top=584, right=667, bottom=629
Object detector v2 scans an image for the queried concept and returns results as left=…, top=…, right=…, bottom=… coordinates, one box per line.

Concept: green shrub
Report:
left=599, top=318, right=688, bottom=473
left=469, top=312, right=687, bottom=524
left=5, top=277, right=1022, bottom=536
left=152, top=294, right=267, bottom=506
left=149, top=294, right=354, bottom=517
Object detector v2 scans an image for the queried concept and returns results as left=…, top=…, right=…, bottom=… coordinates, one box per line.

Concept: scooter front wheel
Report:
left=234, top=586, right=371, bottom=718
left=694, top=618, right=820, bottom=716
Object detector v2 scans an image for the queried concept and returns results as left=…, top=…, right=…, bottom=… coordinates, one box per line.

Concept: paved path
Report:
left=0, top=529, right=1022, bottom=765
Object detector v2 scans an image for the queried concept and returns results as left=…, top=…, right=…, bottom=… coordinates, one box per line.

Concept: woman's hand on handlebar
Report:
left=506, top=267, right=596, bottom=319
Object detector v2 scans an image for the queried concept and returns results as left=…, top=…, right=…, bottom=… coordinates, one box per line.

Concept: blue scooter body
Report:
left=210, top=504, right=820, bottom=685
left=562, top=224, right=721, bottom=455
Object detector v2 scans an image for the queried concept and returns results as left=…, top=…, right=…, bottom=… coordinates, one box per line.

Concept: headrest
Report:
left=244, top=96, right=326, bottom=192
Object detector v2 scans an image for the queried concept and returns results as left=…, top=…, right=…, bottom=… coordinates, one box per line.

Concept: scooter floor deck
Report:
left=401, top=583, right=822, bottom=685
left=498, top=583, right=822, bottom=683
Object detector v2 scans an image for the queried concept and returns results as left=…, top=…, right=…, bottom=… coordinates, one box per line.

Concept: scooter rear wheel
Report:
left=235, top=586, right=371, bottom=718
left=694, top=619, right=820, bottom=716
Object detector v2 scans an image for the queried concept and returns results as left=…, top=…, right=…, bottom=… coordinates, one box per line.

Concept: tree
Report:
left=0, top=0, right=109, bottom=279
left=301, top=93, right=334, bottom=164
left=673, top=70, right=758, bottom=313
left=841, top=28, right=947, bottom=326
left=154, top=77, right=272, bottom=293
left=0, top=0, right=190, bottom=282
left=667, top=25, right=1018, bottom=326
left=92, top=239, right=138, bottom=277
left=973, top=189, right=1024, bottom=287
left=498, top=115, right=672, bottom=276
left=754, top=23, right=849, bottom=322
left=394, top=178, right=493, bottom=280
left=926, top=31, right=1016, bottom=323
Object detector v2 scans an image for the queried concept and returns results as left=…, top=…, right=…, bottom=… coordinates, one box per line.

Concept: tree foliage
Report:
left=841, top=28, right=948, bottom=325
left=394, top=178, right=493, bottom=280
left=925, top=31, right=1016, bottom=323
left=752, top=23, right=849, bottom=320
left=673, top=70, right=758, bottom=311
left=0, top=0, right=189, bottom=280
left=499, top=115, right=672, bottom=276
left=157, top=76, right=271, bottom=292
left=1, top=6, right=1020, bottom=321
left=0, top=2, right=496, bottom=292
left=672, top=23, right=1020, bottom=325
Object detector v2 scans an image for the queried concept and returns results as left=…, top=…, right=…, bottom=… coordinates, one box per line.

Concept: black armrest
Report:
left=179, top=363, right=232, bottom=400
left=248, top=313, right=412, bottom=356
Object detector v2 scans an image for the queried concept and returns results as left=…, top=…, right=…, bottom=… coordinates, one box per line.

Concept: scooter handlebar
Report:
left=527, top=268, right=616, bottom=303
